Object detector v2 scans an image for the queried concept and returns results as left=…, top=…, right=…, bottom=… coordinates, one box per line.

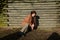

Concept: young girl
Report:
left=20, top=11, right=37, bottom=33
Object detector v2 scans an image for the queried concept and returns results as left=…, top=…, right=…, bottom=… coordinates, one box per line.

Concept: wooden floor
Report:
left=0, top=29, right=60, bottom=40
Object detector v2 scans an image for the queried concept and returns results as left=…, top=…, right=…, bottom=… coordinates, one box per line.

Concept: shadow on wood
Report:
left=34, top=16, right=40, bottom=30
left=47, top=32, right=60, bottom=40
left=0, top=31, right=24, bottom=40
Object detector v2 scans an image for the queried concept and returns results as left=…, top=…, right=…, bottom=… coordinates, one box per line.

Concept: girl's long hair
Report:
left=30, top=11, right=36, bottom=16
left=29, top=11, right=36, bottom=25
left=21, top=11, right=36, bottom=26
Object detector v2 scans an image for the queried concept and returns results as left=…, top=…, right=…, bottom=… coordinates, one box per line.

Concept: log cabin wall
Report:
left=4, top=0, right=60, bottom=30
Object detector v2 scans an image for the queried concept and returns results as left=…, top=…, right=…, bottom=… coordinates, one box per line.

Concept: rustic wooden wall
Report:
left=4, top=0, right=60, bottom=30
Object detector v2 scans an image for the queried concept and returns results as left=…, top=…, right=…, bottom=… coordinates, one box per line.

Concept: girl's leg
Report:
left=32, top=27, right=34, bottom=30
left=20, top=24, right=28, bottom=33
left=31, top=26, right=34, bottom=30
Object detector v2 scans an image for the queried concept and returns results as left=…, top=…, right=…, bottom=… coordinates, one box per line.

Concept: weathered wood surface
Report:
left=3, top=0, right=60, bottom=30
